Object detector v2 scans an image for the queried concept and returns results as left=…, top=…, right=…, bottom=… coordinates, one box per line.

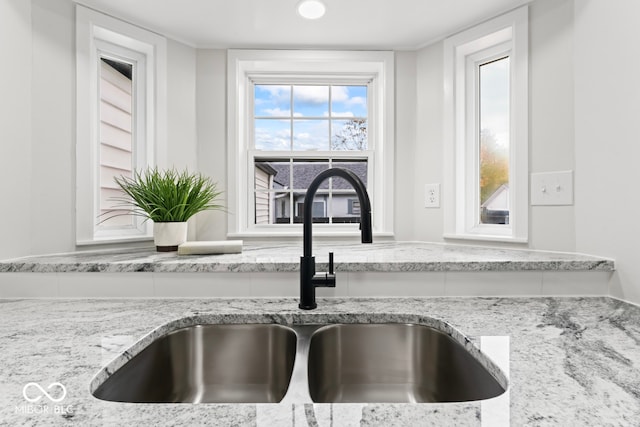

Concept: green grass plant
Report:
left=102, top=167, right=223, bottom=223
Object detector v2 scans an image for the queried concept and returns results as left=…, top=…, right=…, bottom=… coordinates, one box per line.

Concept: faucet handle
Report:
left=328, top=252, right=334, bottom=275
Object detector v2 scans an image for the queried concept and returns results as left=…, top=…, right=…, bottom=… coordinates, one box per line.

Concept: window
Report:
left=252, top=84, right=369, bottom=226
left=228, top=50, right=394, bottom=238
left=348, top=199, right=361, bottom=216
left=296, top=201, right=326, bottom=220
left=443, top=7, right=528, bottom=242
left=75, top=6, right=166, bottom=244
left=479, top=57, right=510, bottom=225
left=97, top=56, right=135, bottom=229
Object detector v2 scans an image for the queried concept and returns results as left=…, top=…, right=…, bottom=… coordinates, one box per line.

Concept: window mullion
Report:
left=474, top=60, right=482, bottom=229
left=289, top=85, right=294, bottom=151
left=328, top=87, right=333, bottom=224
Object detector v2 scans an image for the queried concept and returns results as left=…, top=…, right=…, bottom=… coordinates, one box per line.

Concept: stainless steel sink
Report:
left=92, top=324, right=297, bottom=403
left=92, top=322, right=506, bottom=405
left=307, top=323, right=505, bottom=403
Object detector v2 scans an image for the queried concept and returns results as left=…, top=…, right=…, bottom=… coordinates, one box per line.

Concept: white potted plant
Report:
left=105, top=167, right=223, bottom=252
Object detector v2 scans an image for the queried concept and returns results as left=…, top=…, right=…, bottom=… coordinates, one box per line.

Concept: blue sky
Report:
left=254, top=85, right=367, bottom=118
left=254, top=85, right=367, bottom=150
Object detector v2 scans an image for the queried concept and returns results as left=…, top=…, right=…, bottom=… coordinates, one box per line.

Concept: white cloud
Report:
left=331, top=111, right=355, bottom=118
left=293, top=86, right=329, bottom=104
left=331, top=86, right=349, bottom=102
left=293, top=120, right=329, bottom=150
left=257, top=85, right=366, bottom=119
left=254, top=126, right=291, bottom=150
left=261, top=85, right=290, bottom=97
left=259, top=85, right=365, bottom=101
left=344, top=96, right=366, bottom=108
left=255, top=85, right=291, bottom=110
left=331, top=88, right=366, bottom=107
left=259, top=108, right=306, bottom=118
left=262, top=108, right=291, bottom=117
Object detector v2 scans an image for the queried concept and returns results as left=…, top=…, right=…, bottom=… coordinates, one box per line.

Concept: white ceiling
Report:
left=76, top=0, right=534, bottom=50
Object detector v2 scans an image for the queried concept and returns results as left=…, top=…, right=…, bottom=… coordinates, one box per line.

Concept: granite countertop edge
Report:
left=0, top=241, right=615, bottom=273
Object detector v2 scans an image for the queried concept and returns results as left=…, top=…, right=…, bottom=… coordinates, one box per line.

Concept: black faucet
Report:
left=299, top=168, right=373, bottom=310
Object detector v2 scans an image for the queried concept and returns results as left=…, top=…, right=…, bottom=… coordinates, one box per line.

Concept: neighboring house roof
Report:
left=265, top=162, right=368, bottom=191
left=481, top=184, right=509, bottom=210
left=255, top=162, right=277, bottom=176
left=101, top=58, right=132, bottom=80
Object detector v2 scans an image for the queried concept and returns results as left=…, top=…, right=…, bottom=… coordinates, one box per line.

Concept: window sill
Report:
left=228, top=231, right=395, bottom=240
left=443, top=233, right=528, bottom=244
left=76, top=236, right=153, bottom=247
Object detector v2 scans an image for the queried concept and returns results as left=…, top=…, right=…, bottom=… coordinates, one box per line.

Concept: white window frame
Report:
left=75, top=5, right=167, bottom=245
left=443, top=6, right=528, bottom=243
left=227, top=50, right=394, bottom=238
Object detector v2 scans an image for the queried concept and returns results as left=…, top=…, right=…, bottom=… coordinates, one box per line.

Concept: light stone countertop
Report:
left=0, top=241, right=614, bottom=273
left=1, top=296, right=639, bottom=426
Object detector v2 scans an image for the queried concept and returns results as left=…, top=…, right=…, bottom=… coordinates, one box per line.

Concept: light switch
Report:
left=530, top=171, right=573, bottom=206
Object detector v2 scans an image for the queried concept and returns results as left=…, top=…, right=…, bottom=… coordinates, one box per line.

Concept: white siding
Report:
left=99, top=60, right=133, bottom=227
left=254, top=166, right=272, bottom=224
left=483, top=186, right=510, bottom=211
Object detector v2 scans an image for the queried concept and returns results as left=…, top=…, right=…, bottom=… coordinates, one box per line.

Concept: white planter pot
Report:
left=153, top=222, right=188, bottom=252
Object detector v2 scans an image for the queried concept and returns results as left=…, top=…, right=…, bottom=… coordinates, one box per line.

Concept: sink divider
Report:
left=279, top=325, right=324, bottom=404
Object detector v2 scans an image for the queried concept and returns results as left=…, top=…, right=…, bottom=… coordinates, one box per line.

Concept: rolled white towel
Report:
left=177, top=240, right=243, bottom=255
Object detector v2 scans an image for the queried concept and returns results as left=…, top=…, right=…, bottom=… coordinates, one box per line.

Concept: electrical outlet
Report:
left=425, top=184, right=440, bottom=208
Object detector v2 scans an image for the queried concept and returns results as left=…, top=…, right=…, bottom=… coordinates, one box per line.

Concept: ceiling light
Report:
left=297, top=0, right=326, bottom=20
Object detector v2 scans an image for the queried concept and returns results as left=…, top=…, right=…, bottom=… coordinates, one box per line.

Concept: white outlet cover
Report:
left=530, top=171, right=573, bottom=206
left=425, top=183, right=440, bottom=208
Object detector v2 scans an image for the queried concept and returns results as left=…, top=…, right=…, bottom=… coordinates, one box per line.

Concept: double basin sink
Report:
left=92, top=323, right=506, bottom=404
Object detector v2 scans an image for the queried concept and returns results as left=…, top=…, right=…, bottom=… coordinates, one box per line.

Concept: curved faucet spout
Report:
left=302, top=168, right=372, bottom=258
left=299, top=167, right=372, bottom=310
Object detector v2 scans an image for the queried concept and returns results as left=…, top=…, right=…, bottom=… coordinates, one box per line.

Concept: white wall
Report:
left=0, top=0, right=199, bottom=257
left=195, top=50, right=228, bottom=241
left=30, top=0, right=75, bottom=255
left=528, top=0, right=576, bottom=251
left=166, top=39, right=199, bottom=240
left=394, top=51, right=419, bottom=240
left=0, top=0, right=32, bottom=260
left=574, top=0, right=640, bottom=304
left=412, top=40, right=445, bottom=242
left=408, top=0, right=577, bottom=250
left=166, top=40, right=198, bottom=172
